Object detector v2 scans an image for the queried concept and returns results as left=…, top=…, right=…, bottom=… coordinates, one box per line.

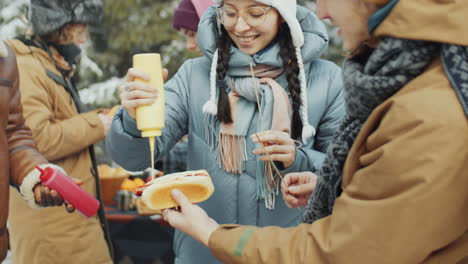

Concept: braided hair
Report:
left=278, top=23, right=303, bottom=140
left=215, top=23, right=303, bottom=139
left=216, top=27, right=233, bottom=124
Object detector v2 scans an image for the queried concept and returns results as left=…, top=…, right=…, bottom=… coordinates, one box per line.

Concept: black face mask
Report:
left=51, top=43, right=82, bottom=66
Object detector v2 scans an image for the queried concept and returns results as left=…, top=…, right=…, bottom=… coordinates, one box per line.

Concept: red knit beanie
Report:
left=173, top=0, right=199, bottom=32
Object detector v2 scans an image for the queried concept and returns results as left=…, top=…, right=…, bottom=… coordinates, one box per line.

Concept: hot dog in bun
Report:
left=138, top=170, right=214, bottom=210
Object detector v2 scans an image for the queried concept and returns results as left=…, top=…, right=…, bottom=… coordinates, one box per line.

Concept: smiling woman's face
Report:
left=316, top=0, right=378, bottom=53
left=222, top=0, right=281, bottom=55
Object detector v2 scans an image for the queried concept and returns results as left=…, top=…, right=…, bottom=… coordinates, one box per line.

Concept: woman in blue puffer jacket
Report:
left=107, top=0, right=344, bottom=263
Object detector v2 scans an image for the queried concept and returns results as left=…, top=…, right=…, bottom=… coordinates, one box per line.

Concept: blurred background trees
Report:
left=0, top=0, right=343, bottom=108
left=0, top=0, right=343, bottom=164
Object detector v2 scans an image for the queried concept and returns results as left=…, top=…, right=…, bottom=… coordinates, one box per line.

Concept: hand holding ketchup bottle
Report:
left=36, top=166, right=100, bottom=217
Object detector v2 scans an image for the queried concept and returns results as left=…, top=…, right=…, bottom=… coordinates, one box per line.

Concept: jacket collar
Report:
left=368, top=0, right=398, bottom=33
left=373, top=0, right=468, bottom=46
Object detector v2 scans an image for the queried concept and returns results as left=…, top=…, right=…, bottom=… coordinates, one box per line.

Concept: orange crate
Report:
left=98, top=164, right=129, bottom=204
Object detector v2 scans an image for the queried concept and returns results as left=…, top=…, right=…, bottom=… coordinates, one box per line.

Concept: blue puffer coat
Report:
left=107, top=6, right=344, bottom=264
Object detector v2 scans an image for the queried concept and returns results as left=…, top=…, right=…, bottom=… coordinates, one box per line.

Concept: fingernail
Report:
left=172, top=189, right=180, bottom=196
left=289, top=186, right=297, bottom=192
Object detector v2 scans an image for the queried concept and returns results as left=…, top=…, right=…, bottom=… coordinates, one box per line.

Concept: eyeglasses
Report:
left=216, top=6, right=273, bottom=27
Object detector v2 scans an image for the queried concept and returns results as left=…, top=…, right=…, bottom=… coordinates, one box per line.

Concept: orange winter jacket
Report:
left=6, top=38, right=112, bottom=264
left=207, top=0, right=468, bottom=263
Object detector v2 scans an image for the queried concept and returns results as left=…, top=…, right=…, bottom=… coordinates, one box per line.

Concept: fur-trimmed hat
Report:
left=29, top=0, right=104, bottom=36
left=204, top=0, right=316, bottom=142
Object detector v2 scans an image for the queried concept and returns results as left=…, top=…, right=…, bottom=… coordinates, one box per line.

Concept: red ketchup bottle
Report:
left=35, top=166, right=100, bottom=217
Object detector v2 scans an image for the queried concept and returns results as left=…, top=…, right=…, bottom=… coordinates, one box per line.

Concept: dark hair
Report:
left=216, top=27, right=233, bottom=123
left=278, top=23, right=303, bottom=140
left=216, top=24, right=303, bottom=139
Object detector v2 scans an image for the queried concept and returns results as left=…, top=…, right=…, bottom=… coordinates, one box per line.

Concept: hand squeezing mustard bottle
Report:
left=133, top=54, right=165, bottom=175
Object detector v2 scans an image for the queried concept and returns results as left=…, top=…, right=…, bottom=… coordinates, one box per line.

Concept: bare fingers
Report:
left=125, top=67, right=169, bottom=82
left=251, top=130, right=294, bottom=146
left=120, top=88, right=158, bottom=104
left=50, top=190, right=64, bottom=206
left=120, top=88, right=158, bottom=119
left=120, top=68, right=161, bottom=119
left=281, top=172, right=301, bottom=194
left=282, top=172, right=317, bottom=208
left=41, top=187, right=54, bottom=206
left=125, top=68, right=151, bottom=82
left=37, top=187, right=64, bottom=207
left=283, top=194, right=308, bottom=208
left=122, top=98, right=157, bottom=111
left=65, top=203, right=76, bottom=213
left=252, top=136, right=296, bottom=168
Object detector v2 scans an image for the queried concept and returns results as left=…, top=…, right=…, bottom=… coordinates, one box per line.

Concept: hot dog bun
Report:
left=141, top=170, right=214, bottom=210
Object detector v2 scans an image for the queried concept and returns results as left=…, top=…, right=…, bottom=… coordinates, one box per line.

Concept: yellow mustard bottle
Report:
left=133, top=53, right=165, bottom=172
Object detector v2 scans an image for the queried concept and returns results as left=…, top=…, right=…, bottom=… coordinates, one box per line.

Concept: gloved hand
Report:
left=33, top=177, right=83, bottom=213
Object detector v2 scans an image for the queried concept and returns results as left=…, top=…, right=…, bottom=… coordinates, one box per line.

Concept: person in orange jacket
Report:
left=6, top=0, right=114, bottom=263
left=163, top=0, right=468, bottom=263
left=0, top=40, right=76, bottom=262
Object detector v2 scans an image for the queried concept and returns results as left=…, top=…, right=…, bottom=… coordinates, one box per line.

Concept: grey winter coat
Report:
left=107, top=6, right=344, bottom=264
